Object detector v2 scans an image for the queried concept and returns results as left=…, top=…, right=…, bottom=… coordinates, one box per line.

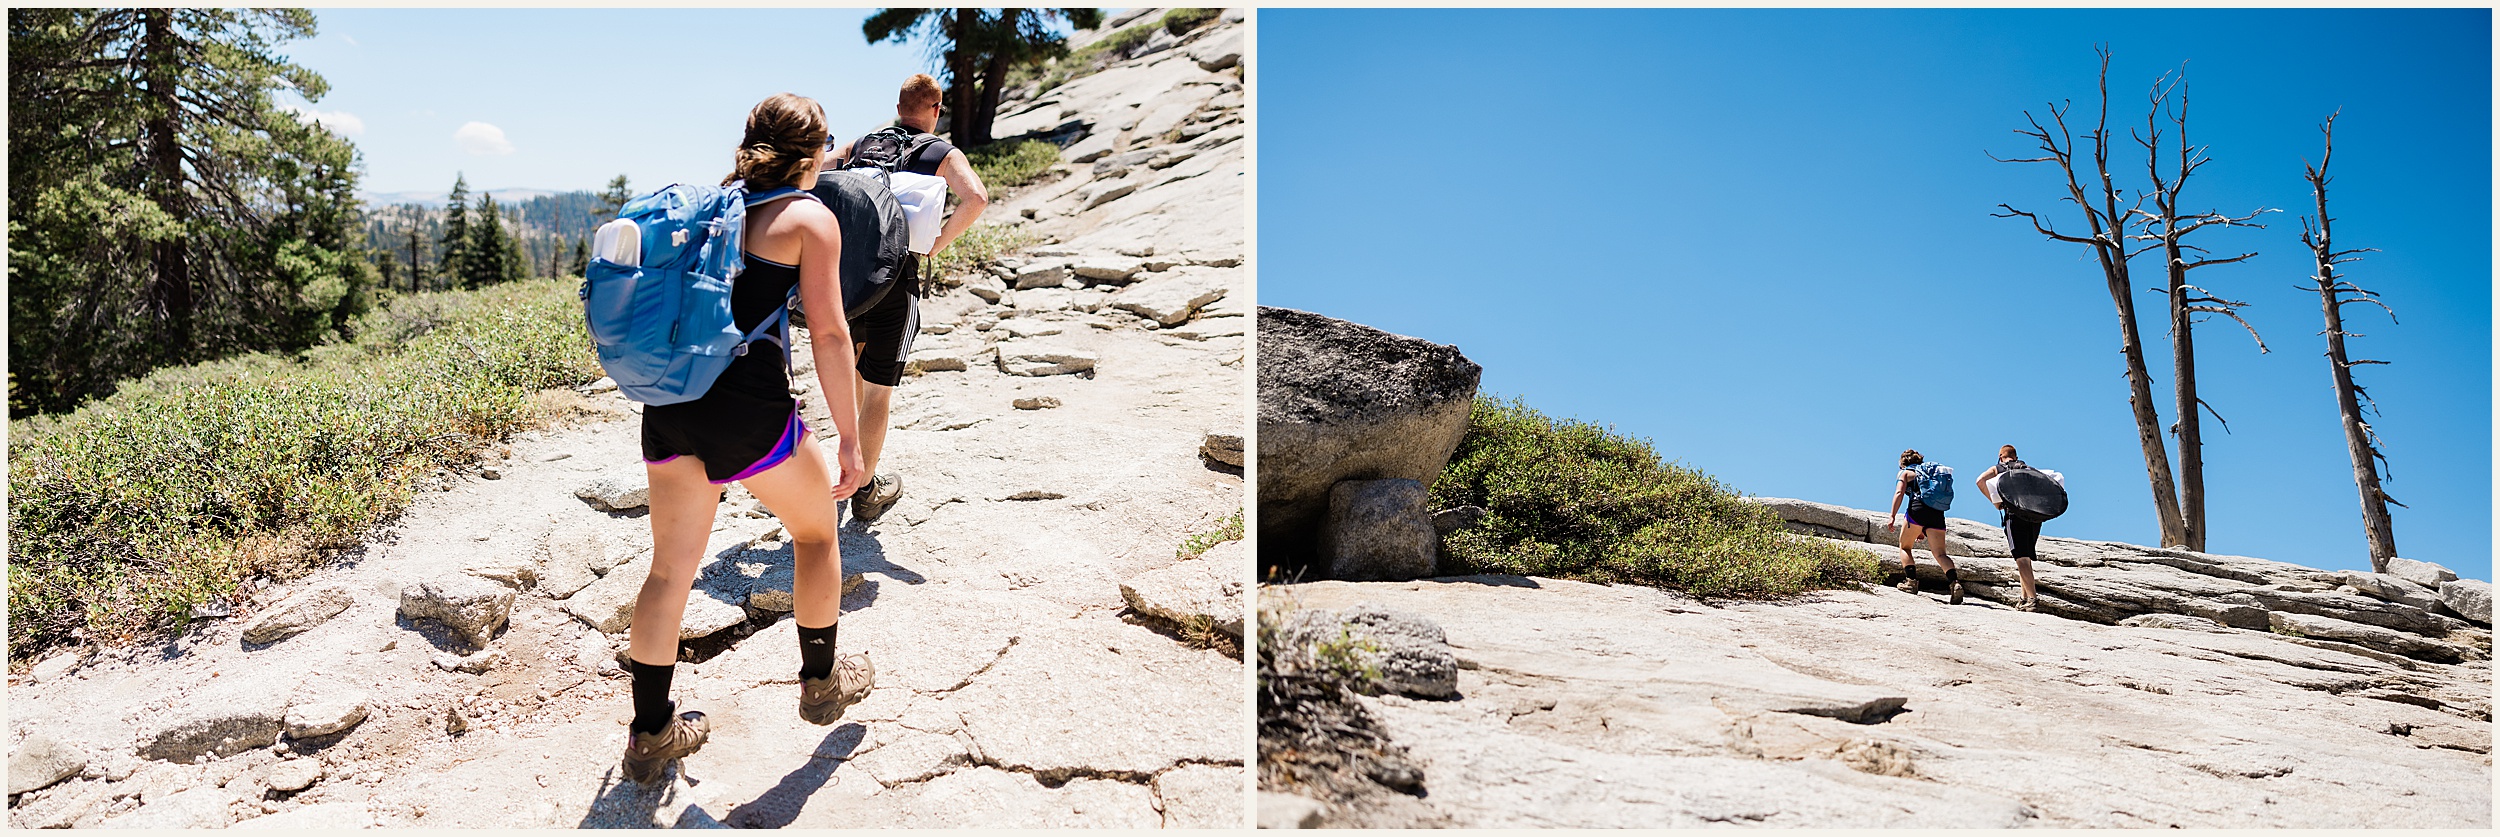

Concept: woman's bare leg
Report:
left=739, top=438, right=844, bottom=629
left=631, top=457, right=724, bottom=666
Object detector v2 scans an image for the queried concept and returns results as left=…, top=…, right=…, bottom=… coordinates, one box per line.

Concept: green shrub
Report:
left=922, top=222, right=1038, bottom=284
left=1040, top=9, right=1227, bottom=93
left=966, top=139, right=1061, bottom=190
left=6, top=279, right=599, bottom=658
left=1178, top=510, right=1245, bottom=559
left=1432, top=396, right=1878, bottom=599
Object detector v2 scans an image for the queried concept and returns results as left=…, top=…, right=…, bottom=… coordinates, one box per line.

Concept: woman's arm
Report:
left=791, top=202, right=867, bottom=499
left=1887, top=472, right=1907, bottom=528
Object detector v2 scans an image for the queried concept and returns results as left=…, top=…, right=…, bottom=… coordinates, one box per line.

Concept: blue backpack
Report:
left=1907, top=463, right=1955, bottom=511
left=580, top=182, right=812, bottom=406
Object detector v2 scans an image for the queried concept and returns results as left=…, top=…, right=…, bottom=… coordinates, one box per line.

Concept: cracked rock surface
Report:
left=5, top=11, right=1246, bottom=828
left=1262, top=575, right=2490, bottom=828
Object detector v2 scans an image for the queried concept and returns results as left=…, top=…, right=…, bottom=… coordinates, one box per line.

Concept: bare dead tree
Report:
left=1991, top=47, right=2189, bottom=548
left=2298, top=112, right=2402, bottom=571
left=2131, top=66, right=2273, bottom=553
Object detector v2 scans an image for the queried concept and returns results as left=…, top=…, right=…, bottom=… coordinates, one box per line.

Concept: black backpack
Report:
left=1995, top=459, right=2069, bottom=523
left=792, top=128, right=931, bottom=323
left=842, top=126, right=945, bottom=176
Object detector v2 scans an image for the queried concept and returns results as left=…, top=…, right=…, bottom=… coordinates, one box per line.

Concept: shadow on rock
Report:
left=576, top=765, right=694, bottom=829
left=721, top=723, right=867, bottom=828
left=1423, top=574, right=1542, bottom=589
left=393, top=613, right=490, bottom=655
left=836, top=527, right=926, bottom=585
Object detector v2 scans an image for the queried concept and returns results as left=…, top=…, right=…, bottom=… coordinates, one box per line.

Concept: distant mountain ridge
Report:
left=358, top=188, right=568, bottom=209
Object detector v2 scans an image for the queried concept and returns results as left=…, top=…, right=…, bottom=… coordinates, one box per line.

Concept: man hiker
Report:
left=1888, top=449, right=1963, bottom=604
left=1975, top=444, right=2064, bottom=613
left=821, top=73, right=991, bottom=523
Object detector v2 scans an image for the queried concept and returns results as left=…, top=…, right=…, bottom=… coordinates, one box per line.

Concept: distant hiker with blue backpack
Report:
left=580, top=93, right=878, bottom=785
left=1888, top=449, right=1963, bottom=604
left=1975, top=444, right=2068, bottom=613
left=814, top=73, right=992, bottom=524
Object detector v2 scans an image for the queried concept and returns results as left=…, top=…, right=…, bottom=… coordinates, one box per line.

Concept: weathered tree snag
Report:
left=2298, top=113, right=2402, bottom=571
left=141, top=9, right=195, bottom=356
left=2134, top=67, right=2271, bottom=553
left=1992, top=47, right=2189, bottom=549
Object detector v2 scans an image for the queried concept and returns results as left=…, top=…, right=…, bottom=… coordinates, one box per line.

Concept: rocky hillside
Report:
left=5, top=9, right=1248, bottom=829
left=1258, top=503, right=2491, bottom=828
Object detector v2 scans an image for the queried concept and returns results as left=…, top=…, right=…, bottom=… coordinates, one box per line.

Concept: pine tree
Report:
left=569, top=237, right=591, bottom=277
left=438, top=174, right=474, bottom=291
left=466, top=193, right=526, bottom=288
left=8, top=8, right=379, bottom=414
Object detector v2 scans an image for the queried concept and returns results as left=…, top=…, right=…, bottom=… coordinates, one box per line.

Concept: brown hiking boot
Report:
left=799, top=653, right=875, bottom=725
left=1946, top=571, right=1965, bottom=605
left=621, top=706, right=709, bottom=785
left=2015, top=597, right=2039, bottom=612
left=850, top=474, right=903, bottom=523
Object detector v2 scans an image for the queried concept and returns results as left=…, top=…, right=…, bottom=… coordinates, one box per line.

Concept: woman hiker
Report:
left=1974, top=444, right=2061, bottom=613
left=621, top=93, right=879, bottom=785
left=1887, top=449, right=1962, bottom=604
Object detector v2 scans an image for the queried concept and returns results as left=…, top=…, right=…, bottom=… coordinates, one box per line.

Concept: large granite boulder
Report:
left=1258, top=307, right=1480, bottom=571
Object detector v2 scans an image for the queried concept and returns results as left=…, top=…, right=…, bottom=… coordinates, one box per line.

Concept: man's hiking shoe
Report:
left=621, top=706, right=710, bottom=785
left=2015, top=597, right=2039, bottom=613
left=851, top=474, right=903, bottom=523
left=799, top=653, right=876, bottom=725
left=1896, top=576, right=1920, bottom=594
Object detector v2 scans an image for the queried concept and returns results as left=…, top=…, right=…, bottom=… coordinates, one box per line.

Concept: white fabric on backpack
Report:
left=885, top=170, right=949, bottom=255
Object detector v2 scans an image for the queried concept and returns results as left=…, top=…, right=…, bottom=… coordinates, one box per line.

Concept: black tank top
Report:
left=703, top=254, right=801, bottom=398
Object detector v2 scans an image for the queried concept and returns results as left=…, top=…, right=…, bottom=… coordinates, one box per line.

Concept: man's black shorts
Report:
left=850, top=255, right=920, bottom=388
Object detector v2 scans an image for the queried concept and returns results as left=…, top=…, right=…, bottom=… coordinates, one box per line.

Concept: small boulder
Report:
left=139, top=688, right=288, bottom=763
left=1108, top=269, right=1229, bottom=326
left=536, top=525, right=607, bottom=599
left=2438, top=579, right=2491, bottom=625
left=7, top=733, right=88, bottom=794
left=575, top=477, right=650, bottom=512
left=1012, top=262, right=1072, bottom=290
left=1119, top=541, right=1246, bottom=639
left=1321, top=479, right=1437, bottom=582
left=29, top=651, right=79, bottom=683
left=1013, top=396, right=1063, bottom=410
left=563, top=553, right=651, bottom=633
left=398, top=575, right=515, bottom=647
left=1190, top=29, right=1244, bottom=71
left=2384, top=557, right=2458, bottom=589
left=997, top=343, right=1098, bottom=377
left=283, top=693, right=371, bottom=738
left=1200, top=427, right=1244, bottom=467
left=431, top=647, right=506, bottom=674
left=262, top=759, right=323, bottom=793
left=1277, top=603, right=1459, bottom=700
left=239, top=583, right=355, bottom=645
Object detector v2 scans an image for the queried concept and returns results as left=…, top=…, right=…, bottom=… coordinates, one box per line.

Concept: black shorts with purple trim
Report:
left=1903, top=501, right=1947, bottom=531
left=641, top=344, right=808, bottom=484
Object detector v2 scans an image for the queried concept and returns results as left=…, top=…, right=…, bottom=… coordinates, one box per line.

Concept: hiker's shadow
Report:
left=715, top=527, right=924, bottom=617
left=573, top=723, right=865, bottom=829
left=722, top=723, right=868, bottom=828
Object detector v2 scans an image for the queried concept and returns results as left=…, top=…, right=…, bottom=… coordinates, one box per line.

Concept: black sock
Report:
left=798, top=623, right=838, bottom=681
left=1945, top=567, right=1960, bottom=582
left=630, top=660, right=676, bottom=735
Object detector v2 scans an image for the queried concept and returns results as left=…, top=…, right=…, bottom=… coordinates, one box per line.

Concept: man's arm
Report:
left=929, top=148, right=989, bottom=255
left=1975, top=466, right=2002, bottom=507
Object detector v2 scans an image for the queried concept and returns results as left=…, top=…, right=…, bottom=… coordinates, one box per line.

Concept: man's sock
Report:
left=630, top=659, right=676, bottom=736
left=798, top=623, right=838, bottom=681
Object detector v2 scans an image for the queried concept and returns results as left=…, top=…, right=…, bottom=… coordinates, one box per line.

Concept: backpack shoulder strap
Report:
left=743, top=186, right=820, bottom=208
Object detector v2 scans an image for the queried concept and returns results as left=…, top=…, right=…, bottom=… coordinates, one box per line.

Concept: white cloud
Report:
left=341, top=34, right=359, bottom=46
left=454, top=121, right=514, bottom=156
left=281, top=103, right=364, bottom=136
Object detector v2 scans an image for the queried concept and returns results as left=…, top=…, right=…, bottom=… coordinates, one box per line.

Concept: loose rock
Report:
left=239, top=583, right=355, bottom=645
left=263, top=759, right=323, bottom=793
left=1109, top=269, right=1228, bottom=326
left=138, top=684, right=289, bottom=763
left=1323, top=479, right=1438, bottom=583
left=1201, top=426, right=1244, bottom=466
left=2438, top=579, right=2491, bottom=625
left=397, top=575, right=515, bottom=647
left=1014, top=396, right=1063, bottom=410
left=283, top=692, right=371, bottom=738
left=1120, top=541, right=1246, bottom=639
left=2384, top=557, right=2458, bottom=589
left=997, top=343, right=1099, bottom=377
left=575, top=477, right=650, bottom=512
left=7, top=733, right=88, bottom=795
left=431, top=647, right=506, bottom=674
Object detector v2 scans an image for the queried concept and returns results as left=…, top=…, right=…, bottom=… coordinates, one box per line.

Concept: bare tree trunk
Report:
left=973, top=46, right=1011, bottom=147
left=2300, top=114, right=2401, bottom=571
left=2138, top=69, right=2269, bottom=554
left=1994, top=47, right=2189, bottom=548
left=141, top=9, right=194, bottom=357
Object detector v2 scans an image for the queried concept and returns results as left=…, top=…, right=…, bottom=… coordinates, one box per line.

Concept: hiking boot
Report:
left=1946, top=570, right=1964, bottom=605
left=799, top=653, right=875, bottom=725
left=850, top=474, right=903, bottom=523
left=621, top=706, right=709, bottom=785
left=2015, top=597, right=2039, bottom=613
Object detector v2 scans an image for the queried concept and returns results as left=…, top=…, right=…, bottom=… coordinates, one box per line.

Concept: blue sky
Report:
left=281, top=9, right=937, bottom=195
left=1259, top=8, right=2493, bottom=581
